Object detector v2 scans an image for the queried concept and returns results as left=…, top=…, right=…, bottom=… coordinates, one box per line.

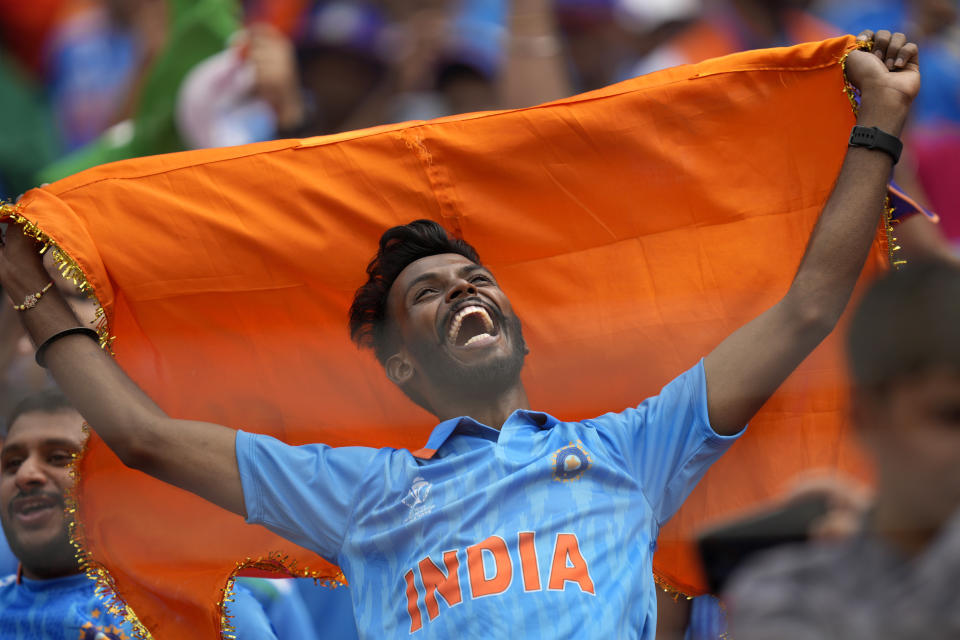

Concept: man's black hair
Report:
left=847, top=260, right=960, bottom=391
left=349, top=219, right=482, bottom=365
left=5, top=388, right=74, bottom=437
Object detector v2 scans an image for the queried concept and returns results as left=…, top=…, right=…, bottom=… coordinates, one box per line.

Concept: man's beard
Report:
left=1, top=491, right=77, bottom=577
left=410, top=313, right=528, bottom=405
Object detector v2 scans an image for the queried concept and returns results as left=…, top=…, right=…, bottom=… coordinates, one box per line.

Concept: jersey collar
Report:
left=411, top=410, right=559, bottom=459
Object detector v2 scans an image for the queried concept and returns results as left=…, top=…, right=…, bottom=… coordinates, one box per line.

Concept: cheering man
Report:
left=0, top=30, right=920, bottom=639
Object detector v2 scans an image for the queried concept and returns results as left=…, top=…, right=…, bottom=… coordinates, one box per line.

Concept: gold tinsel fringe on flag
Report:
left=220, top=553, right=346, bottom=639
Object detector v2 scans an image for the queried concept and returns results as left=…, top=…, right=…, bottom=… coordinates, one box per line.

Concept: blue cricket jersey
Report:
left=0, top=572, right=135, bottom=639
left=0, top=571, right=277, bottom=639
left=236, top=360, right=743, bottom=638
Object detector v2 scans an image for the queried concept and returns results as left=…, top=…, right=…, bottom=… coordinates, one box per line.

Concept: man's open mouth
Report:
left=446, top=305, right=499, bottom=348
left=11, top=494, right=60, bottom=524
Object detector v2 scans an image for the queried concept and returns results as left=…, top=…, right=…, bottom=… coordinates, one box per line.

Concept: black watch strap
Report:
left=848, top=125, right=903, bottom=164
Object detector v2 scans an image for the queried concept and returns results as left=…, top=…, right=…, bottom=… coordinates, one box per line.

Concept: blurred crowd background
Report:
left=0, top=0, right=957, bottom=213
left=0, top=0, right=957, bottom=638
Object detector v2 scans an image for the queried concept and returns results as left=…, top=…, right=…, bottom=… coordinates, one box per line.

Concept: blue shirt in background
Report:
left=236, top=576, right=320, bottom=640
left=0, top=571, right=277, bottom=639
left=237, top=360, right=743, bottom=639
left=0, top=572, right=134, bottom=640
left=0, top=532, right=19, bottom=577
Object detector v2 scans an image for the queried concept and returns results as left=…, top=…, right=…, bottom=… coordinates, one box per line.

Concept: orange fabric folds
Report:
left=13, top=36, right=880, bottom=638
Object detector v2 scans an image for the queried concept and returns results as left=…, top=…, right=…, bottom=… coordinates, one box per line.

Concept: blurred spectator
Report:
left=292, top=1, right=390, bottom=131
left=558, top=0, right=699, bottom=92
left=499, top=0, right=570, bottom=108
left=45, top=0, right=167, bottom=152
left=430, top=0, right=504, bottom=115
left=0, top=51, right=61, bottom=200
left=291, top=0, right=501, bottom=129
left=725, top=261, right=960, bottom=639
left=629, top=0, right=834, bottom=77
left=181, top=0, right=507, bottom=146
left=176, top=25, right=288, bottom=148
left=178, top=1, right=387, bottom=145
left=38, top=0, right=239, bottom=184
left=0, top=389, right=279, bottom=638
left=663, top=473, right=868, bottom=640
left=0, top=0, right=71, bottom=75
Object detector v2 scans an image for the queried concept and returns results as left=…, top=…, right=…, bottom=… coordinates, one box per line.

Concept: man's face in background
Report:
left=856, top=367, right=960, bottom=534
left=0, top=409, right=84, bottom=579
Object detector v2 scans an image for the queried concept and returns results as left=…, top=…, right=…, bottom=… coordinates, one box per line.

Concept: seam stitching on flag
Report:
left=688, top=58, right=844, bottom=80
left=398, top=128, right=464, bottom=239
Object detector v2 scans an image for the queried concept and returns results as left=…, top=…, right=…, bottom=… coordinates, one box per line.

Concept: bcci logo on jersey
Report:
left=552, top=441, right=592, bottom=482
left=402, top=476, right=434, bottom=522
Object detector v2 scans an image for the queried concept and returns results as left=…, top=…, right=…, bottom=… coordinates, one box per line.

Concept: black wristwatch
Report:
left=848, top=125, right=902, bottom=164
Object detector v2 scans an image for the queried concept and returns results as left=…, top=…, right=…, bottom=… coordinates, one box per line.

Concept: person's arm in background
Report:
left=247, top=22, right=307, bottom=136
left=703, top=30, right=921, bottom=435
left=0, top=229, right=246, bottom=517
left=499, top=0, right=573, bottom=108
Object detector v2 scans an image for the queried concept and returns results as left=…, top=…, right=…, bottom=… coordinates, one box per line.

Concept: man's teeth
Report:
left=448, top=306, right=494, bottom=343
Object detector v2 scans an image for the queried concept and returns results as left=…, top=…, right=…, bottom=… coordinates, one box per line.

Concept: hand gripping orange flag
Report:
left=5, top=36, right=882, bottom=638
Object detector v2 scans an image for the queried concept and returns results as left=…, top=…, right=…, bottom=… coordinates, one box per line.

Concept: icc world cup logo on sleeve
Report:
left=552, top=441, right=592, bottom=482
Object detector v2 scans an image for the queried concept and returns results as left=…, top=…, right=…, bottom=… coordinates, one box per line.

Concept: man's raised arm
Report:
left=703, top=30, right=920, bottom=436
left=0, top=229, right=245, bottom=516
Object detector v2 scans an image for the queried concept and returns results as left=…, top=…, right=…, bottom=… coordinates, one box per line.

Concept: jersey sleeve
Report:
left=588, top=359, right=744, bottom=523
left=235, top=430, right=379, bottom=561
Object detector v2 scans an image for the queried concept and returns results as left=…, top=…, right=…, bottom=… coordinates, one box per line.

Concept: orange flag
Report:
left=6, top=35, right=882, bottom=638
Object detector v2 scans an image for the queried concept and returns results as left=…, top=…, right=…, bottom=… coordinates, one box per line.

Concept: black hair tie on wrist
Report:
left=35, top=327, right=99, bottom=368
